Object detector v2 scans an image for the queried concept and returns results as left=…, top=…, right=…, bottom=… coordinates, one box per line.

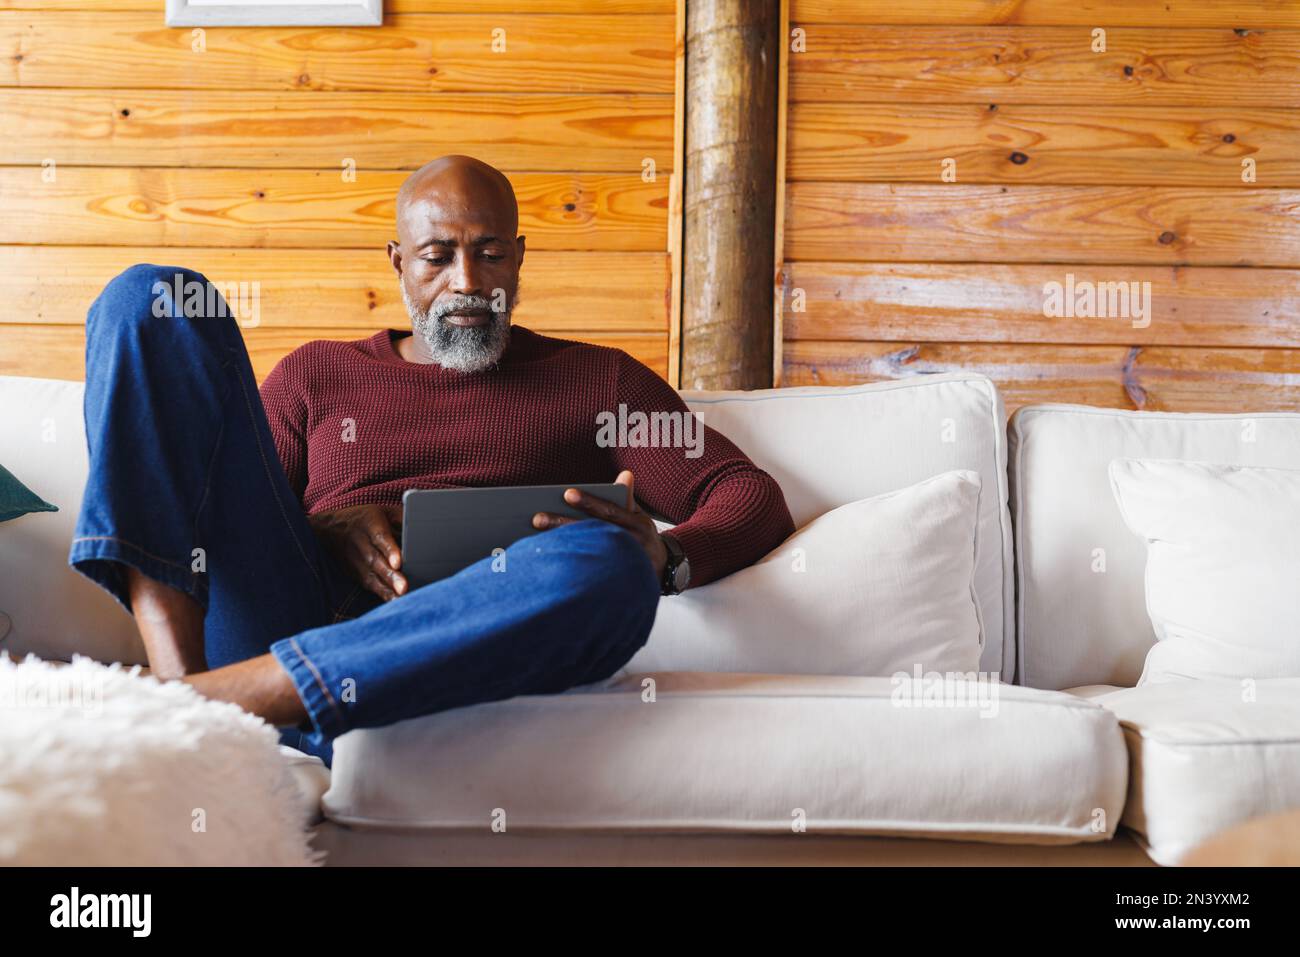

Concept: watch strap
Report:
left=660, top=531, right=686, bottom=595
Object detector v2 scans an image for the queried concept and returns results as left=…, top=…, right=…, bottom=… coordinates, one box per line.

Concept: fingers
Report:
left=349, top=542, right=401, bottom=601
left=532, top=511, right=579, bottom=531
left=361, top=568, right=397, bottom=603
left=363, top=507, right=403, bottom=571
left=536, top=478, right=649, bottom=534
left=366, top=544, right=407, bottom=596
left=614, top=470, right=636, bottom=510
left=349, top=528, right=406, bottom=601
left=560, top=486, right=639, bottom=529
left=309, top=504, right=408, bottom=601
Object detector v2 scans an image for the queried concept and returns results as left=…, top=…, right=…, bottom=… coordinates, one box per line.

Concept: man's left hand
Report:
left=532, top=470, right=668, bottom=579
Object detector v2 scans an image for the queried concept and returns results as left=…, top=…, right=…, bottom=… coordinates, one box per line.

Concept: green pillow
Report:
left=0, top=462, right=58, bottom=522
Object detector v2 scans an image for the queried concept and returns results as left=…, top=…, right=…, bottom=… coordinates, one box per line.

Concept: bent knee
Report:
left=102, top=263, right=210, bottom=302
left=92, top=264, right=217, bottom=327
left=544, top=520, right=658, bottom=601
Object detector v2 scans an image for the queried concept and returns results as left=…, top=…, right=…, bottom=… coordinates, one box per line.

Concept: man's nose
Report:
left=448, top=251, right=482, bottom=296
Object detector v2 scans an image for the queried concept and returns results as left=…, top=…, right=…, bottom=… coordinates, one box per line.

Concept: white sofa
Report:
left=2, top=371, right=1298, bottom=866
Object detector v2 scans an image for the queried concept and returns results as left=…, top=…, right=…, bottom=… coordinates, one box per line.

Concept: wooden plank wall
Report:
left=0, top=0, right=677, bottom=382
left=779, top=0, right=1300, bottom=413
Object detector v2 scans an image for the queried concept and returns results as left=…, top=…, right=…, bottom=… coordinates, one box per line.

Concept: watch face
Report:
left=672, top=557, right=691, bottom=592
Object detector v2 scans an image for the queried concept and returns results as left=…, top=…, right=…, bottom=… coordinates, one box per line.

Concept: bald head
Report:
left=395, top=155, right=519, bottom=244
left=387, top=155, right=526, bottom=371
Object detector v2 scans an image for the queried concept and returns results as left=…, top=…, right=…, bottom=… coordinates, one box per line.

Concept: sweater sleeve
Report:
left=609, top=351, right=795, bottom=588
left=259, top=353, right=310, bottom=502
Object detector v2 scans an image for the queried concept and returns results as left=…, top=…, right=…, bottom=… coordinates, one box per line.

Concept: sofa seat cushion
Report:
left=324, top=672, right=1128, bottom=845
left=1078, top=679, right=1300, bottom=865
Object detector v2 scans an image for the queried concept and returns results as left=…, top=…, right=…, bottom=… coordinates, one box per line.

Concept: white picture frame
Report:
left=166, top=0, right=382, bottom=27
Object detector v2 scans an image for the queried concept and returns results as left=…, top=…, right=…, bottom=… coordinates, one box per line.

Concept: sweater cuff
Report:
left=660, top=520, right=720, bottom=590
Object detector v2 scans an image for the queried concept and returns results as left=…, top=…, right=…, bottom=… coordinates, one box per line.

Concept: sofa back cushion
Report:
left=1009, top=405, right=1300, bottom=690
left=682, top=374, right=1012, bottom=677
left=0, top=376, right=147, bottom=664
left=0, top=372, right=1013, bottom=676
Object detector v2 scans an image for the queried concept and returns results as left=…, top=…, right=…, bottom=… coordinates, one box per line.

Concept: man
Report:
left=70, top=155, right=794, bottom=765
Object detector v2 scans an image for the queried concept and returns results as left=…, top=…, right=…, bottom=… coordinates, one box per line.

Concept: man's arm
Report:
left=602, top=351, right=795, bottom=588
left=259, top=356, right=310, bottom=501
left=260, top=355, right=407, bottom=600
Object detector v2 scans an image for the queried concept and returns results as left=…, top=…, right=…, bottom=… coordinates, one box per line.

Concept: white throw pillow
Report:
left=1108, top=458, right=1300, bottom=684
left=624, top=470, right=986, bottom=678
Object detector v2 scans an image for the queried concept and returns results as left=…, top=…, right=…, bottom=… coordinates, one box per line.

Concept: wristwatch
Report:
left=659, top=531, right=691, bottom=596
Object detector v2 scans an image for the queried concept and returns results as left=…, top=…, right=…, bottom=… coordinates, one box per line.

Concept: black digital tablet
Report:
left=400, top=483, right=629, bottom=589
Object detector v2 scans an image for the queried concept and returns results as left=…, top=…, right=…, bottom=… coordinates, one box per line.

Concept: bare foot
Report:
left=125, top=566, right=206, bottom=679
left=182, top=654, right=309, bottom=728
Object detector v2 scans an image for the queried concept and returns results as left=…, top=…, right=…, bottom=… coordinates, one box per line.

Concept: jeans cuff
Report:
left=270, top=636, right=348, bottom=741
left=68, top=535, right=209, bottom=613
left=278, top=726, right=335, bottom=768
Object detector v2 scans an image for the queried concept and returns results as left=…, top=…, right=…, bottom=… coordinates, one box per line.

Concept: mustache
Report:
left=426, top=294, right=499, bottom=321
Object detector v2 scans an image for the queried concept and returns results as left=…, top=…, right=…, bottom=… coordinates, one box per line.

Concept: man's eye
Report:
left=421, top=257, right=450, bottom=266
left=481, top=252, right=505, bottom=261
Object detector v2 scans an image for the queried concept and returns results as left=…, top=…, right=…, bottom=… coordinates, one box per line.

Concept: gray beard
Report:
left=401, top=287, right=512, bottom=374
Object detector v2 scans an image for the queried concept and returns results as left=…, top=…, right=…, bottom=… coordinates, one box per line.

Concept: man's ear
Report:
left=386, top=240, right=403, bottom=277
left=516, top=235, right=526, bottom=268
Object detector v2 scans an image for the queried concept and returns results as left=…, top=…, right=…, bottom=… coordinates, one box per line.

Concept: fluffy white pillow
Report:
left=1109, top=458, right=1300, bottom=684
left=0, top=654, right=322, bottom=865
left=625, top=470, right=986, bottom=678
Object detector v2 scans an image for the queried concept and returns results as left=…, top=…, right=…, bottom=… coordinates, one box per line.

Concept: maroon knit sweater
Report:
left=259, top=327, right=794, bottom=587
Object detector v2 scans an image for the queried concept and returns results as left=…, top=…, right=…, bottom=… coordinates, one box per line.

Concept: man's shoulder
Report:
left=510, top=326, right=641, bottom=374
left=290, top=329, right=390, bottom=363
left=268, top=330, right=390, bottom=380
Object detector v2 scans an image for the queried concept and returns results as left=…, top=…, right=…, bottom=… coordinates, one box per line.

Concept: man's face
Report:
left=388, top=180, right=525, bottom=373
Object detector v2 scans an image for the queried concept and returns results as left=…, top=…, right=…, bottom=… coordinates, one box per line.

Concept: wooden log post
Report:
left=680, top=0, right=780, bottom=391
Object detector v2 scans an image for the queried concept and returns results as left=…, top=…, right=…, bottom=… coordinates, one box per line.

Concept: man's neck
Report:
left=397, top=331, right=438, bottom=364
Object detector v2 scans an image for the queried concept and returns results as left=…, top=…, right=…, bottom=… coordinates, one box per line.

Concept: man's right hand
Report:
left=309, top=504, right=407, bottom=601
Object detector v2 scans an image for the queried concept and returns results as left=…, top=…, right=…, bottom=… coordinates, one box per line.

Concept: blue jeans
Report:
left=69, top=264, right=660, bottom=767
